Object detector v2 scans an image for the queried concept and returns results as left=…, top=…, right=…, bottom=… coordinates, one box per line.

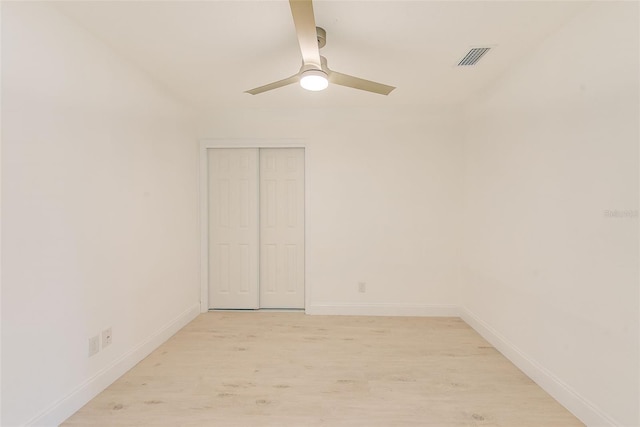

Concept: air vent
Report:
left=457, top=47, right=491, bottom=66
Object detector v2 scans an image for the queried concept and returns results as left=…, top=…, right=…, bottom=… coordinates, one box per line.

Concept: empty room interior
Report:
left=1, top=1, right=639, bottom=426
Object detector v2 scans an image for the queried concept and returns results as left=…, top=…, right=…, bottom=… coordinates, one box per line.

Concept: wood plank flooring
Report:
left=63, top=312, right=583, bottom=426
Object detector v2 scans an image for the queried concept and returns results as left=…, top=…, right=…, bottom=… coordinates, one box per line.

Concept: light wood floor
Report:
left=64, top=312, right=583, bottom=426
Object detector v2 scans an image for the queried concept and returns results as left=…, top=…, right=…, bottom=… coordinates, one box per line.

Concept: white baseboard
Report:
left=26, top=303, right=200, bottom=427
left=459, top=306, right=619, bottom=427
left=306, top=303, right=460, bottom=317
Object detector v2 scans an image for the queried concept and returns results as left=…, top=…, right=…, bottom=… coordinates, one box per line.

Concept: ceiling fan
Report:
left=245, top=0, right=395, bottom=96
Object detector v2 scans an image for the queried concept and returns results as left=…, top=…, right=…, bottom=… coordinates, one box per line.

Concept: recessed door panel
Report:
left=208, top=149, right=259, bottom=309
left=259, top=148, right=305, bottom=308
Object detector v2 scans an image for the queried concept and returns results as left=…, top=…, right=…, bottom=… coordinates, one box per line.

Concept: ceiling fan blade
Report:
left=328, top=71, right=395, bottom=95
left=245, top=74, right=299, bottom=95
left=289, top=0, right=322, bottom=68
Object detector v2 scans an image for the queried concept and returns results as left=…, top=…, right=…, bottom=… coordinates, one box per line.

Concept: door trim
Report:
left=199, top=140, right=309, bottom=313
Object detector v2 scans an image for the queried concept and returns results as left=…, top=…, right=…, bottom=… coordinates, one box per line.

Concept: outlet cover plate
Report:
left=102, top=327, right=112, bottom=348
left=88, top=335, right=100, bottom=357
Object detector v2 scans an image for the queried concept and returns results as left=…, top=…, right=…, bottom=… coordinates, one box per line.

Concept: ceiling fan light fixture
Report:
left=244, top=0, right=395, bottom=96
left=299, top=69, right=328, bottom=91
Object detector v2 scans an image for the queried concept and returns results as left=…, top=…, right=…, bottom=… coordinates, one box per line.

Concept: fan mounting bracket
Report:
left=316, top=27, right=326, bottom=49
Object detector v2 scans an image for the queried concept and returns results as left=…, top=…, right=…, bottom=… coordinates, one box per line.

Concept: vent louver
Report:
left=458, top=47, right=491, bottom=66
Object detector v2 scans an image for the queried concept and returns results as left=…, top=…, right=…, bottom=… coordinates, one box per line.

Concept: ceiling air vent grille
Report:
left=458, top=47, right=491, bottom=66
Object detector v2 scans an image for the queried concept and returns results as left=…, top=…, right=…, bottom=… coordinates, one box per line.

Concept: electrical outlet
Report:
left=88, top=335, right=100, bottom=357
left=358, top=282, right=366, bottom=293
left=102, top=327, right=112, bottom=348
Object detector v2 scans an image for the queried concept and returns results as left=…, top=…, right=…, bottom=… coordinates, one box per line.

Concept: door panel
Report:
left=259, top=148, right=305, bottom=308
left=208, top=148, right=259, bottom=309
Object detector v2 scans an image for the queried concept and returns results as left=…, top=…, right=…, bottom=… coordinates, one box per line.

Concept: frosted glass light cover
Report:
left=300, top=70, right=328, bottom=91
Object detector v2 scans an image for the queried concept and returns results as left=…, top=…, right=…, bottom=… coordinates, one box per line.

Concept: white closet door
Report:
left=260, top=148, right=305, bottom=308
left=208, top=148, right=259, bottom=309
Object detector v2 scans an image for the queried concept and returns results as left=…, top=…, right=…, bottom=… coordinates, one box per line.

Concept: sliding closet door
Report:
left=259, top=148, right=305, bottom=309
left=208, top=148, right=259, bottom=309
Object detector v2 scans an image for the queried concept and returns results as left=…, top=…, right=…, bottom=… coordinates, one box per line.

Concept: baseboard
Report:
left=306, top=303, right=460, bottom=317
left=459, top=306, right=619, bottom=427
left=26, top=303, right=201, bottom=427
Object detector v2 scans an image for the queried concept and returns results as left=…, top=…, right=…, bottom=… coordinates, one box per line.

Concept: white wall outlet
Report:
left=102, top=327, right=112, bottom=348
left=358, top=282, right=366, bottom=293
left=88, top=335, right=100, bottom=357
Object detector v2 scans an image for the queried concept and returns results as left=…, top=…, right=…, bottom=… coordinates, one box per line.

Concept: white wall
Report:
left=1, top=3, right=199, bottom=425
left=461, top=3, right=639, bottom=426
left=197, top=106, right=463, bottom=316
left=0, top=2, right=4, bottom=422
left=3, top=1, right=637, bottom=426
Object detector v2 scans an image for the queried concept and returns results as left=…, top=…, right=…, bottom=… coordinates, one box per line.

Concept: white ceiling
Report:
left=55, top=1, right=588, bottom=110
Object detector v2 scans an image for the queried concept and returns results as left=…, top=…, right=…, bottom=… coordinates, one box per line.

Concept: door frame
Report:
left=199, top=140, right=309, bottom=313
